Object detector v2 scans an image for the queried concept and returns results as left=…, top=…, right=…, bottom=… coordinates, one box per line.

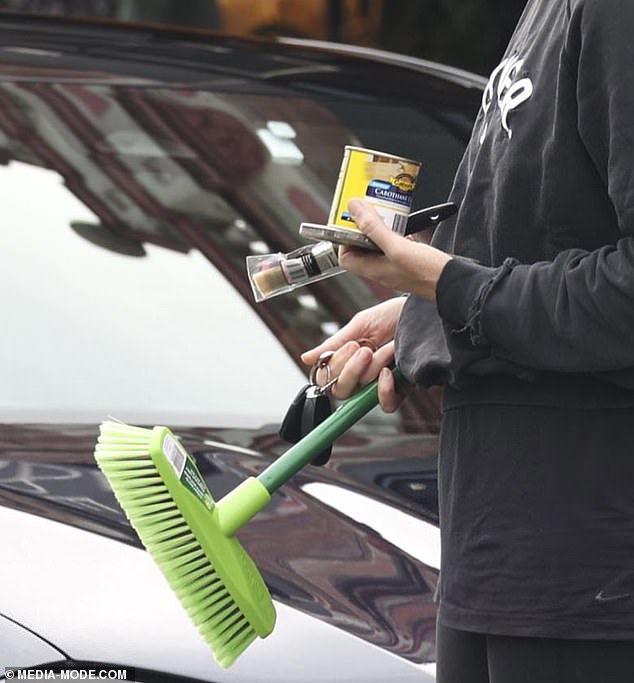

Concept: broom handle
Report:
left=258, top=366, right=403, bottom=495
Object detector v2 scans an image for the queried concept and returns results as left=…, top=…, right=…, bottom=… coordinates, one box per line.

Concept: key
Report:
left=300, top=385, right=333, bottom=466
left=279, top=349, right=336, bottom=465
left=279, top=383, right=333, bottom=465
left=279, top=383, right=310, bottom=443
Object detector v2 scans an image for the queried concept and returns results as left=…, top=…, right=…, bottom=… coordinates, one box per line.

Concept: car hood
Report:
left=0, top=423, right=440, bottom=679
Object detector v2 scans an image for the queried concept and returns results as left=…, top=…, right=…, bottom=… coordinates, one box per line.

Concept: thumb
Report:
left=348, top=198, right=404, bottom=254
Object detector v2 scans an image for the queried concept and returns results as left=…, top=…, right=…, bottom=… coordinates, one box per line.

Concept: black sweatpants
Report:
left=437, top=623, right=634, bottom=683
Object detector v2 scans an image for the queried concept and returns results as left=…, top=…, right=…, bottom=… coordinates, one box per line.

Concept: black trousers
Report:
left=437, top=623, right=634, bottom=683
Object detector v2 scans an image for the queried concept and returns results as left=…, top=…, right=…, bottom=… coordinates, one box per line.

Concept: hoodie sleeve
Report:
left=436, top=0, right=634, bottom=379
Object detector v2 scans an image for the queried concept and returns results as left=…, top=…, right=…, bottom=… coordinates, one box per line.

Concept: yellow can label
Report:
left=328, top=147, right=421, bottom=234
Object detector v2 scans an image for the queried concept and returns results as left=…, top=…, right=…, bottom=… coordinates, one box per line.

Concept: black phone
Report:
left=299, top=202, right=457, bottom=251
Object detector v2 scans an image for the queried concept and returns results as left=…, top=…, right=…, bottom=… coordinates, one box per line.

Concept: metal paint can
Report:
left=328, top=146, right=421, bottom=235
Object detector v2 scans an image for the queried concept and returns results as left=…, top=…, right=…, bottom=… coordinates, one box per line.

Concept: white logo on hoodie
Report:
left=479, top=54, right=533, bottom=143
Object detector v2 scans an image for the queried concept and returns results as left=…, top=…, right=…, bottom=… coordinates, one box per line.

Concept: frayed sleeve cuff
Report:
left=436, top=256, right=518, bottom=347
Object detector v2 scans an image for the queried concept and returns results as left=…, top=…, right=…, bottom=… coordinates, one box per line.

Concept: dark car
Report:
left=0, top=12, right=484, bottom=681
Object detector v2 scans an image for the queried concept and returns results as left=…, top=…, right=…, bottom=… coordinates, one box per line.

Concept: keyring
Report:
left=308, top=339, right=378, bottom=395
left=309, top=351, right=336, bottom=394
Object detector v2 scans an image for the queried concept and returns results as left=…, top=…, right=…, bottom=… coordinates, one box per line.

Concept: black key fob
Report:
left=301, top=387, right=333, bottom=466
left=279, top=383, right=310, bottom=443
left=279, top=384, right=333, bottom=465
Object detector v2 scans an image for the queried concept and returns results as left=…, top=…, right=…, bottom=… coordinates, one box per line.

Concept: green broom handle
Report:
left=258, top=366, right=403, bottom=495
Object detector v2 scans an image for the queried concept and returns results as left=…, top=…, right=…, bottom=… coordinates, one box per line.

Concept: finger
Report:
left=301, top=345, right=333, bottom=367
left=348, top=198, right=405, bottom=255
left=359, top=340, right=395, bottom=386
left=322, top=340, right=361, bottom=381
left=337, top=243, right=385, bottom=276
left=330, top=345, right=373, bottom=400
left=300, top=319, right=367, bottom=366
left=378, top=367, right=399, bottom=413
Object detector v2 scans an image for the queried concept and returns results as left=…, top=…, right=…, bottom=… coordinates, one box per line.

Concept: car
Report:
left=0, top=11, right=484, bottom=682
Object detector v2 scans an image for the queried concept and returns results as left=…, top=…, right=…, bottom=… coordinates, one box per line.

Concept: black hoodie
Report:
left=396, top=0, right=634, bottom=638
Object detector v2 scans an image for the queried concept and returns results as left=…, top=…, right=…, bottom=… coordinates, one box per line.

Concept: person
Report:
left=301, top=1, right=634, bottom=681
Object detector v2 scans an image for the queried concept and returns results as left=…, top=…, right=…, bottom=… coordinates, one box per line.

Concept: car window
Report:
left=0, top=54, right=478, bottom=430
left=0, top=160, right=307, bottom=426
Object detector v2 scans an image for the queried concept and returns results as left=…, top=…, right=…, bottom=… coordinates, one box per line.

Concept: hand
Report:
left=301, top=297, right=411, bottom=411
left=338, top=198, right=453, bottom=301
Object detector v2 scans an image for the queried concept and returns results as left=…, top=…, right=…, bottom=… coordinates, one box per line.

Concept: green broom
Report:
left=94, top=367, right=402, bottom=668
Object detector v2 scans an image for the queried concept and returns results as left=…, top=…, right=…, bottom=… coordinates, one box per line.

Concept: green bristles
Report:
left=95, top=422, right=275, bottom=668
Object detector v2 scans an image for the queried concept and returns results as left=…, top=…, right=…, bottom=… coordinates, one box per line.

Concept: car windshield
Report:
left=1, top=160, right=310, bottom=426
left=0, top=36, right=477, bottom=429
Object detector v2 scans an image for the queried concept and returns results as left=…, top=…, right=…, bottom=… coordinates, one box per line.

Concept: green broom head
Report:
left=94, top=421, right=276, bottom=668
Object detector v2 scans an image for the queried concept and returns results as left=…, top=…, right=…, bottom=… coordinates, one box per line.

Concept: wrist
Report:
left=414, top=248, right=453, bottom=301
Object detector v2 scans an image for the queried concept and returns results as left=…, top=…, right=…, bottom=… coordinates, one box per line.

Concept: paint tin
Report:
left=328, top=146, right=421, bottom=235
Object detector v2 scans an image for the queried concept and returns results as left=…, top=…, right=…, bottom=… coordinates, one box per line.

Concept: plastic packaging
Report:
left=247, top=241, right=342, bottom=302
